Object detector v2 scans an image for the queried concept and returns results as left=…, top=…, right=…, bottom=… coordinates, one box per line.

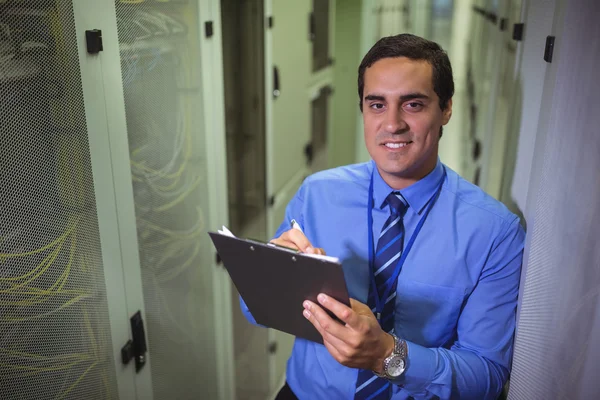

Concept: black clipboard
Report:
left=208, top=232, right=350, bottom=344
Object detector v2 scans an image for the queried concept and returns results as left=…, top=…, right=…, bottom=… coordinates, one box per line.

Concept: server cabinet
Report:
left=0, top=1, right=124, bottom=398
left=0, top=0, right=233, bottom=399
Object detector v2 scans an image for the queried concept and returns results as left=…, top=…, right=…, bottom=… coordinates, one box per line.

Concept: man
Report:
left=241, top=34, right=525, bottom=399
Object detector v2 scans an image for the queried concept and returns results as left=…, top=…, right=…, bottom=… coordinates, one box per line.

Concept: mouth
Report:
left=381, top=141, right=412, bottom=150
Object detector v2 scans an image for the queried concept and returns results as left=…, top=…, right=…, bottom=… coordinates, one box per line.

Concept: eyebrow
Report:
left=364, top=93, right=430, bottom=102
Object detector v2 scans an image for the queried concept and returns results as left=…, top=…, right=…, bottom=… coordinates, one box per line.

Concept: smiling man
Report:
left=241, top=34, right=525, bottom=399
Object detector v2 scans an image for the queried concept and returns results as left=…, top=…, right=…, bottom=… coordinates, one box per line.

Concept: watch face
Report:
left=386, top=355, right=405, bottom=378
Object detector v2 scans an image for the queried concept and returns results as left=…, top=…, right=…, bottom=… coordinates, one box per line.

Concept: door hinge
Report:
left=121, top=311, right=148, bottom=373
left=474, top=167, right=481, bottom=187
left=268, top=195, right=275, bottom=207
left=205, top=21, right=214, bottom=38
left=267, top=16, right=273, bottom=29
left=216, top=252, right=222, bottom=266
left=499, top=18, right=508, bottom=32
left=513, top=23, right=524, bottom=41
left=273, top=65, right=280, bottom=98
left=472, top=139, right=482, bottom=161
left=85, top=29, right=103, bottom=54
left=304, top=142, right=314, bottom=165
left=268, top=341, right=277, bottom=354
left=309, top=12, right=315, bottom=41
left=544, top=36, right=555, bottom=63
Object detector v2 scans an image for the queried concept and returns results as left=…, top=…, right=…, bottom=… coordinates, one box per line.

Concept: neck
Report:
left=378, top=159, right=437, bottom=190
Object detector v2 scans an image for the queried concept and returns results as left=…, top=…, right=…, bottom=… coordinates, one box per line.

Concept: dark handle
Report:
left=273, top=66, right=280, bottom=98
left=304, top=142, right=314, bottom=165
left=130, top=311, right=147, bottom=373
left=309, top=12, right=315, bottom=41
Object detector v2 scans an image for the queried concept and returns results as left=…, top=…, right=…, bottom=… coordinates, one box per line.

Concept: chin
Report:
left=379, top=163, right=412, bottom=178
left=379, top=156, right=431, bottom=180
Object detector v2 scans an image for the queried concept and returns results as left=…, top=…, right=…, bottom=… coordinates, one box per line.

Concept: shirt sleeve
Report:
left=391, top=216, right=526, bottom=399
left=239, top=181, right=308, bottom=326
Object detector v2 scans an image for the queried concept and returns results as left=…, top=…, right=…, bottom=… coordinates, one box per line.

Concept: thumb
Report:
left=349, top=298, right=371, bottom=314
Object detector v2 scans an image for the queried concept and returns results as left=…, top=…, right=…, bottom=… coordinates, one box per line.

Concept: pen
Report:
left=290, top=219, right=303, bottom=233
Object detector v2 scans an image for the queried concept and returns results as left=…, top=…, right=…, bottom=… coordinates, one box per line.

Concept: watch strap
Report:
left=374, top=334, right=407, bottom=379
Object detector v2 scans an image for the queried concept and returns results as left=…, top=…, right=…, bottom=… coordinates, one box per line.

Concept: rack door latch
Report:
left=544, top=36, right=556, bottom=63
left=121, top=311, right=148, bottom=373
left=85, top=29, right=103, bottom=54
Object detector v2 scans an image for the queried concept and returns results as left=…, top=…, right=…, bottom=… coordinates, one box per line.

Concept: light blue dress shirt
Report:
left=241, top=160, right=525, bottom=399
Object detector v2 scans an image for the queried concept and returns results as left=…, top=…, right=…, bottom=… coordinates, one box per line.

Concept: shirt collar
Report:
left=371, top=158, right=445, bottom=215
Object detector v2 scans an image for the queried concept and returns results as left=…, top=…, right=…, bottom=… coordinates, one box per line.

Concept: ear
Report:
left=442, top=98, right=453, bottom=125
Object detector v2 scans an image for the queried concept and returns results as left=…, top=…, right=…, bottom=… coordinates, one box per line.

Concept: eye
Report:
left=370, top=103, right=385, bottom=110
left=404, top=102, right=423, bottom=111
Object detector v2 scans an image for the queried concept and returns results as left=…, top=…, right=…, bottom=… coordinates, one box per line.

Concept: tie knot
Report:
left=386, top=192, right=408, bottom=216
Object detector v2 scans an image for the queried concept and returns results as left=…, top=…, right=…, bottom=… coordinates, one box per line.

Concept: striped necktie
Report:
left=354, top=192, right=408, bottom=400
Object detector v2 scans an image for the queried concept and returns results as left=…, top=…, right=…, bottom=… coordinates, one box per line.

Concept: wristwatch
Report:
left=374, top=334, right=408, bottom=379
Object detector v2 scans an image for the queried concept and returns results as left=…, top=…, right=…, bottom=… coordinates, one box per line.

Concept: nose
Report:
left=383, top=106, right=408, bottom=134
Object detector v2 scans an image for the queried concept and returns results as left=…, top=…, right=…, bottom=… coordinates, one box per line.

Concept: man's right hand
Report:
left=270, top=229, right=326, bottom=255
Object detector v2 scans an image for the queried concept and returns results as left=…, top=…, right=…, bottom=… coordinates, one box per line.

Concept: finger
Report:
left=317, top=294, right=360, bottom=329
left=303, top=300, right=347, bottom=340
left=322, top=338, right=345, bottom=361
left=269, top=237, right=300, bottom=250
left=303, top=305, right=327, bottom=338
left=349, top=298, right=375, bottom=317
left=281, top=229, right=314, bottom=253
left=322, top=337, right=354, bottom=367
left=311, top=247, right=327, bottom=255
left=303, top=306, right=353, bottom=359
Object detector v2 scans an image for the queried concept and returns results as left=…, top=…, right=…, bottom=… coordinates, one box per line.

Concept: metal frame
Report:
left=201, top=1, right=237, bottom=399
left=478, top=4, right=506, bottom=195
left=263, top=2, right=281, bottom=394
left=72, top=0, right=148, bottom=397
left=307, top=0, right=336, bottom=173
left=75, top=0, right=234, bottom=398
left=264, top=0, right=275, bottom=241
left=356, top=0, right=377, bottom=164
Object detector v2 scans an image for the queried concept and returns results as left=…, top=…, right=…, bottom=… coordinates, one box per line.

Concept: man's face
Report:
left=362, top=57, right=452, bottom=188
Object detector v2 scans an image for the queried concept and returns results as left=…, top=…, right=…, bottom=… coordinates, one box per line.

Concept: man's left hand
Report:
left=303, top=294, right=394, bottom=372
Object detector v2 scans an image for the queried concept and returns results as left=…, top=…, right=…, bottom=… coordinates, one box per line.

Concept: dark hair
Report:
left=358, top=34, right=454, bottom=112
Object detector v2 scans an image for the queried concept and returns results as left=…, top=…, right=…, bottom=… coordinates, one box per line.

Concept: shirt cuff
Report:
left=391, top=340, right=435, bottom=390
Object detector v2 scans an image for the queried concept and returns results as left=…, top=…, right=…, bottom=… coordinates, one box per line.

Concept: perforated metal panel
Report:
left=114, top=1, right=219, bottom=398
left=509, top=1, right=600, bottom=398
left=0, top=1, right=118, bottom=399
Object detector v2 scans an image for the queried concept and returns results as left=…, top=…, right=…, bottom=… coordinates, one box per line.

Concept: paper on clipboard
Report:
left=217, top=226, right=339, bottom=263
left=218, top=225, right=235, bottom=237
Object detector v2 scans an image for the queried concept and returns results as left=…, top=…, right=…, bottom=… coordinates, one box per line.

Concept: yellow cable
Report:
left=0, top=243, right=63, bottom=291
left=2, top=293, right=88, bottom=323
left=101, top=369, right=112, bottom=400
left=0, top=2, right=107, bottom=391
left=0, top=217, right=78, bottom=260
left=141, top=228, right=199, bottom=248
left=0, top=348, right=90, bottom=362
left=4, top=288, right=86, bottom=296
left=154, top=175, right=202, bottom=212
left=139, top=208, right=203, bottom=239
left=0, top=245, right=59, bottom=286
left=55, top=361, right=99, bottom=400
left=83, top=308, right=99, bottom=358
left=0, top=235, right=78, bottom=307
left=153, top=277, right=192, bottom=344
left=156, top=242, right=201, bottom=283
left=0, top=358, right=87, bottom=373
